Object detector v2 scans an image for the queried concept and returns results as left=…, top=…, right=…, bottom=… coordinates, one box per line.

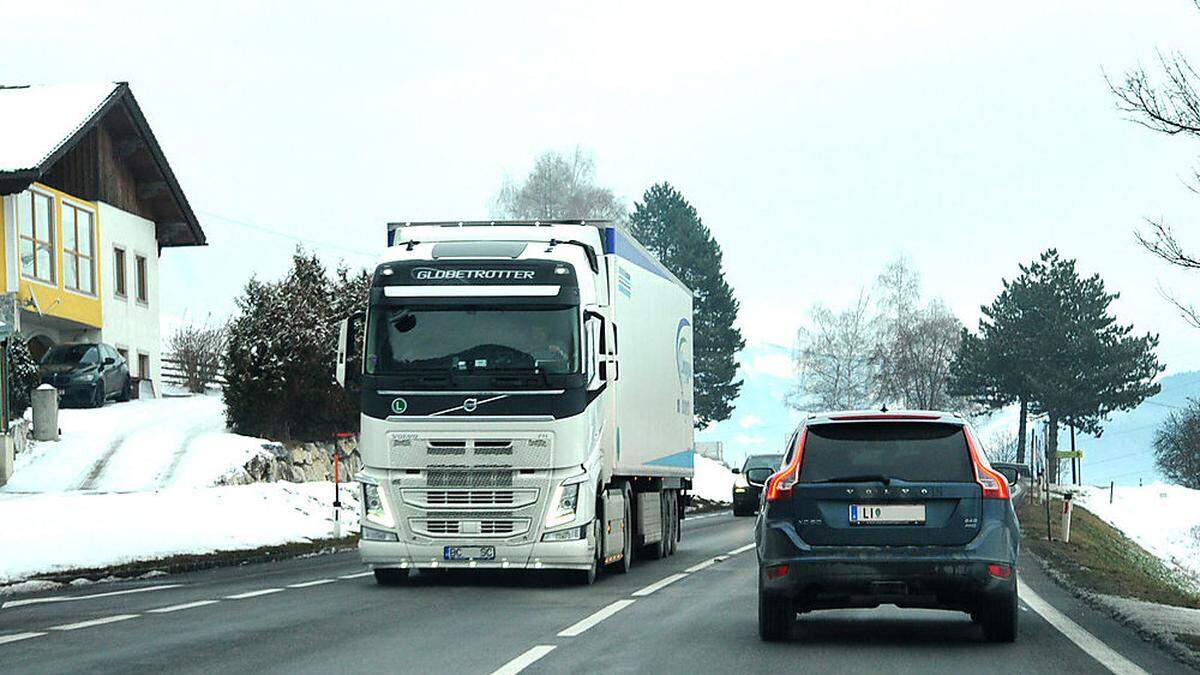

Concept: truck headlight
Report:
left=542, top=524, right=587, bottom=542
left=362, top=482, right=394, bottom=529
left=545, top=476, right=585, bottom=529
left=361, top=525, right=398, bottom=542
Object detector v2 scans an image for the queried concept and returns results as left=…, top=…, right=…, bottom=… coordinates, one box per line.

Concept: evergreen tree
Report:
left=7, top=337, right=40, bottom=419
left=628, top=183, right=743, bottom=428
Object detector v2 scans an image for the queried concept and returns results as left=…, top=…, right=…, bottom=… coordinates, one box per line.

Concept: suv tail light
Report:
left=965, top=428, right=1009, bottom=500
left=765, top=430, right=808, bottom=502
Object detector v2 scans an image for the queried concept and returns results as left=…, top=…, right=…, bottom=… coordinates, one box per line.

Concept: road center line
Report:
left=490, top=645, right=557, bottom=675
left=224, top=588, right=284, bottom=600
left=2, top=584, right=182, bottom=610
left=632, top=572, right=689, bottom=597
left=1017, top=580, right=1148, bottom=675
left=50, top=614, right=139, bottom=631
left=557, top=599, right=636, bottom=637
left=147, top=600, right=220, bottom=614
left=339, top=571, right=374, bottom=580
left=287, top=579, right=337, bottom=588
left=726, top=543, right=755, bottom=555
left=0, top=632, right=46, bottom=645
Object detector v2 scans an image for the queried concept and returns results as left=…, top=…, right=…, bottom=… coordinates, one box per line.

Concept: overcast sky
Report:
left=3, top=0, right=1200, bottom=372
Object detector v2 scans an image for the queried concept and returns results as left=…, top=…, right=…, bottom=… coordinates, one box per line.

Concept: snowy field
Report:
left=0, top=395, right=356, bottom=586
left=1075, top=483, right=1200, bottom=582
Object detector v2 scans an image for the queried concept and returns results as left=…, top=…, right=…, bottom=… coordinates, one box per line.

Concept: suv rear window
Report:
left=798, top=422, right=974, bottom=483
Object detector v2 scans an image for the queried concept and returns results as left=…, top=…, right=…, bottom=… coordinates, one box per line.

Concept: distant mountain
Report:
left=695, top=343, right=803, bottom=470
left=698, top=345, right=1200, bottom=487
left=976, top=371, right=1200, bottom=487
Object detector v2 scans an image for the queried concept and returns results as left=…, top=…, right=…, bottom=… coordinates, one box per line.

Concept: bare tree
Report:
left=493, top=147, right=626, bottom=221
left=984, top=430, right=1020, bottom=464
left=787, top=291, right=877, bottom=411
left=1110, top=11, right=1200, bottom=326
left=166, top=318, right=228, bottom=394
left=872, top=257, right=966, bottom=410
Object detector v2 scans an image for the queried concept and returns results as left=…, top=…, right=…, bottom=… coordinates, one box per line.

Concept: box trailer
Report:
left=337, top=220, right=694, bottom=584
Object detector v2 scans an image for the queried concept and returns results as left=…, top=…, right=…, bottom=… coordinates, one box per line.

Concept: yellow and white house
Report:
left=0, top=82, right=205, bottom=388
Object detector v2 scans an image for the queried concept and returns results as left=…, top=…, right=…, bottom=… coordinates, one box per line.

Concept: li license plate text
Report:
left=850, top=503, right=926, bottom=525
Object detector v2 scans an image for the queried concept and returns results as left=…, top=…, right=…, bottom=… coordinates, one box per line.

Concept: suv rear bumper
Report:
left=758, top=517, right=1018, bottom=613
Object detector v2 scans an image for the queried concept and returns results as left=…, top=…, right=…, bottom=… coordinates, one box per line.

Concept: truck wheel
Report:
left=373, top=568, right=410, bottom=585
left=758, top=576, right=794, bottom=642
left=571, top=519, right=600, bottom=585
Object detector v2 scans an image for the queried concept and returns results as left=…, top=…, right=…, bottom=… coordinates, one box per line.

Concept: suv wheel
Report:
left=758, top=577, right=794, bottom=641
left=981, top=585, right=1018, bottom=643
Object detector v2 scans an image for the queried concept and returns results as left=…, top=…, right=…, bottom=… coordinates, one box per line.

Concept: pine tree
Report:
left=6, top=337, right=40, bottom=419
left=628, top=183, right=744, bottom=428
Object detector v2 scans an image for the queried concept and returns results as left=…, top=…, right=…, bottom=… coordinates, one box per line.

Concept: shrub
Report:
left=166, top=318, right=227, bottom=394
left=1153, top=398, right=1200, bottom=489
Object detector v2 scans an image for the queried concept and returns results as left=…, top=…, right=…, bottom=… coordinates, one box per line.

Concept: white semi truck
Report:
left=337, top=220, right=695, bottom=584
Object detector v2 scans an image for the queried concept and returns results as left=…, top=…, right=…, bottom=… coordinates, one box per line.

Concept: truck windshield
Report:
left=366, top=306, right=579, bottom=375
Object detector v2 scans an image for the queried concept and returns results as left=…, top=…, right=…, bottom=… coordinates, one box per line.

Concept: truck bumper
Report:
left=360, top=528, right=596, bottom=571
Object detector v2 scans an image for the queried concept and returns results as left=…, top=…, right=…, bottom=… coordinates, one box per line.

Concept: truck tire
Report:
left=758, top=576, right=794, bottom=642
left=373, top=568, right=410, bottom=585
left=571, top=518, right=600, bottom=585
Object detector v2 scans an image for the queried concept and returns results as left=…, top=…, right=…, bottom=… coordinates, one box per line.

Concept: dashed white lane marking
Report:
left=2, top=584, right=183, bottom=609
left=726, top=543, right=755, bottom=556
left=50, top=614, right=139, bottom=631
left=1018, top=580, right=1148, bottom=675
left=287, top=579, right=337, bottom=588
left=557, top=599, right=637, bottom=637
left=490, top=645, right=557, bottom=675
left=684, top=554, right=729, bottom=574
left=224, top=588, right=284, bottom=600
left=339, top=571, right=374, bottom=580
left=684, top=511, right=730, bottom=521
left=0, top=632, right=46, bottom=645
left=147, top=600, right=220, bottom=614
left=632, top=573, right=689, bottom=597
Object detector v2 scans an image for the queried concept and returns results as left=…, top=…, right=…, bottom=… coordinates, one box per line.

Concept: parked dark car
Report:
left=756, top=411, right=1020, bottom=643
left=732, top=453, right=783, bottom=516
left=39, top=343, right=132, bottom=408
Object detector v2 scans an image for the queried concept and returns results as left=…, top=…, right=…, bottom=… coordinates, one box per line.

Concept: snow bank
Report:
left=0, top=482, right=359, bottom=584
left=692, top=454, right=736, bottom=503
left=5, top=395, right=273, bottom=493
left=1076, top=483, right=1200, bottom=581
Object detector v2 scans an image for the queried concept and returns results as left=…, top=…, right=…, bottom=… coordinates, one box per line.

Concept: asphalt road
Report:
left=0, top=513, right=1191, bottom=674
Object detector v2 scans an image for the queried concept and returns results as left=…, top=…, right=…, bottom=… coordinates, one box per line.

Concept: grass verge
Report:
left=1016, top=496, right=1200, bottom=609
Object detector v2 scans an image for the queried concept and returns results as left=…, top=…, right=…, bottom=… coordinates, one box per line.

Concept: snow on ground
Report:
left=692, top=454, right=736, bottom=503
left=4, top=394, right=274, bottom=493
left=1075, top=483, right=1200, bottom=582
left=0, top=482, right=358, bottom=584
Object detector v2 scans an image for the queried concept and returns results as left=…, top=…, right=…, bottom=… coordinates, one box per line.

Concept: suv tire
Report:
left=758, top=577, right=793, bottom=641
left=981, top=585, right=1018, bottom=643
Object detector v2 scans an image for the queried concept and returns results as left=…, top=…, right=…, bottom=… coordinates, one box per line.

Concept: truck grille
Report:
left=400, top=488, right=539, bottom=510
left=427, top=470, right=513, bottom=488
left=409, top=518, right=530, bottom=538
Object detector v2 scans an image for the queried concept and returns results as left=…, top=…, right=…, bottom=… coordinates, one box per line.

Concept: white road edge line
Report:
left=0, top=632, right=46, bottom=645
left=224, top=588, right=284, bottom=600
left=50, top=614, right=139, bottom=631
left=339, top=571, right=374, bottom=580
left=1017, top=580, right=1148, bottom=675
left=490, top=645, right=557, bottom=675
left=287, top=579, right=337, bottom=588
left=557, top=599, right=636, bottom=637
left=726, top=543, right=755, bottom=556
left=2, top=584, right=183, bottom=610
left=632, top=572, right=689, bottom=597
left=685, top=559, right=717, bottom=573
left=147, top=600, right=220, bottom=614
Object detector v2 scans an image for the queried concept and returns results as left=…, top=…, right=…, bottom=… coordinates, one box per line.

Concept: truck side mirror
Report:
left=336, top=311, right=365, bottom=391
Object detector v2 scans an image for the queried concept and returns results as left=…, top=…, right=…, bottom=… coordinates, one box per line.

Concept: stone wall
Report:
left=223, top=437, right=362, bottom=486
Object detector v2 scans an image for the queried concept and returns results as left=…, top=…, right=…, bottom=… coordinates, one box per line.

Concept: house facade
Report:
left=0, top=82, right=205, bottom=388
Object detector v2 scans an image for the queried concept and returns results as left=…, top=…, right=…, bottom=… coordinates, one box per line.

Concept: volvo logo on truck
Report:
left=411, top=267, right=537, bottom=281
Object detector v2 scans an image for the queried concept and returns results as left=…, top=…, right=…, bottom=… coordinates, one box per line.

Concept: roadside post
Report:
left=0, top=294, right=16, bottom=487
left=333, top=451, right=342, bottom=539
left=1060, top=492, right=1074, bottom=544
left=1109, top=481, right=1114, bottom=505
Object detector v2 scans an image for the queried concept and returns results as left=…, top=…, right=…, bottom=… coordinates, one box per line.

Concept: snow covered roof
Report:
left=0, top=82, right=205, bottom=247
left=0, top=82, right=121, bottom=173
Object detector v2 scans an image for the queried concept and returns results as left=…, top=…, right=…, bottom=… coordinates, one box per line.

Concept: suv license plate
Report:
left=443, top=546, right=496, bottom=561
left=850, top=503, right=926, bottom=525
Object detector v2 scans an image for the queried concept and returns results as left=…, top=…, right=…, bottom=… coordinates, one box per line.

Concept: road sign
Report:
left=0, top=293, right=16, bottom=340
left=1056, top=450, right=1083, bottom=460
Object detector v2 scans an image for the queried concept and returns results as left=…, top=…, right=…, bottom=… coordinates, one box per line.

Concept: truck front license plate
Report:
left=443, top=546, right=496, bottom=561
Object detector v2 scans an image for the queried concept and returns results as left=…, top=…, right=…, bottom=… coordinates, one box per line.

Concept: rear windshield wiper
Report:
left=811, top=474, right=896, bottom=486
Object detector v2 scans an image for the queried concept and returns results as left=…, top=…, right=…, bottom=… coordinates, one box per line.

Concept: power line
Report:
left=196, top=209, right=379, bottom=260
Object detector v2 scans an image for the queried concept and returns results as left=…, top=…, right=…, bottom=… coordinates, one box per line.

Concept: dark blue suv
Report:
left=756, top=411, right=1020, bottom=643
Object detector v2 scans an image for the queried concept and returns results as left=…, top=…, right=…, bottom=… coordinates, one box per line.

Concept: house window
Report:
left=17, top=189, right=55, bottom=283
left=138, top=352, right=150, bottom=380
left=135, top=254, right=148, bottom=304
left=62, top=202, right=96, bottom=294
left=113, top=247, right=127, bottom=298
